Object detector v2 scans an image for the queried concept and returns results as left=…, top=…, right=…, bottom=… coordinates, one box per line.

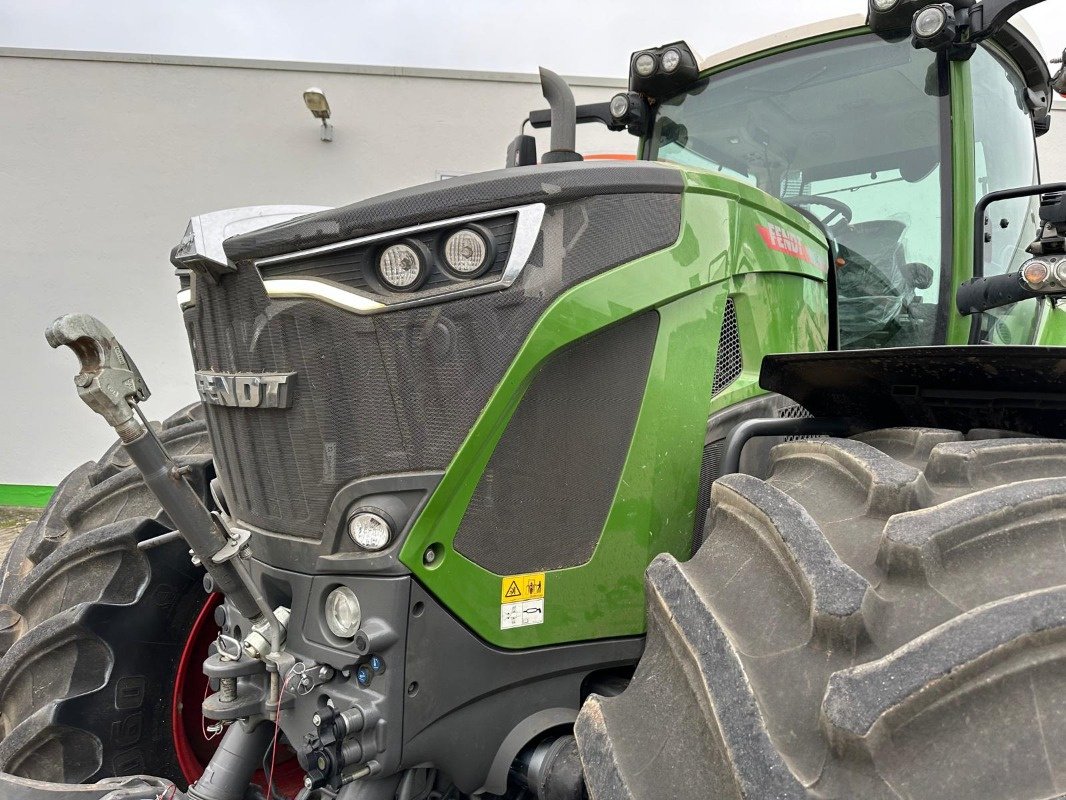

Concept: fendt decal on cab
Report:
left=757, top=223, right=814, bottom=264
left=195, top=370, right=296, bottom=409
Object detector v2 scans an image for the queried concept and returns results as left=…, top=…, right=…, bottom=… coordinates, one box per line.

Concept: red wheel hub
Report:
left=172, top=593, right=304, bottom=797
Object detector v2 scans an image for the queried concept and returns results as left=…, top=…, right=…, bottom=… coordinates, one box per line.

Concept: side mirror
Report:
left=960, top=183, right=1066, bottom=337
left=506, top=134, right=537, bottom=168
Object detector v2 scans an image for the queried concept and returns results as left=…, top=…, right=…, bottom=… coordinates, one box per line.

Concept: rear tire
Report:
left=576, top=428, right=1066, bottom=799
left=0, top=405, right=211, bottom=783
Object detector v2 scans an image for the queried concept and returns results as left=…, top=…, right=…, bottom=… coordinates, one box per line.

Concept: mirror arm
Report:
left=529, top=102, right=626, bottom=132
left=967, top=182, right=1066, bottom=344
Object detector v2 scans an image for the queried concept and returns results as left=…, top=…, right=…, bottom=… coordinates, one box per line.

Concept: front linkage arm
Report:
left=45, top=314, right=264, bottom=624
left=45, top=314, right=291, bottom=800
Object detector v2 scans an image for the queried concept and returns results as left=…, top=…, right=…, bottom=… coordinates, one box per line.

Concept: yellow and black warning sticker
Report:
left=501, top=573, right=545, bottom=603
left=500, top=572, right=545, bottom=630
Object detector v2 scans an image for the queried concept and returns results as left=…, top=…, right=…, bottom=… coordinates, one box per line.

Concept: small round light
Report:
left=443, top=229, right=489, bottom=275
left=378, top=242, right=424, bottom=290
left=1022, top=258, right=1051, bottom=289
left=634, top=53, right=656, bottom=77
left=610, top=93, right=631, bottom=119
left=660, top=49, right=682, bottom=74
left=1053, top=258, right=1066, bottom=284
left=348, top=511, right=392, bottom=551
left=872, top=0, right=899, bottom=10
left=914, top=5, right=948, bottom=38
left=325, top=586, right=361, bottom=639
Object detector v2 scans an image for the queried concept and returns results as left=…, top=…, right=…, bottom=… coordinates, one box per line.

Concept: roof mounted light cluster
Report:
left=868, top=0, right=1053, bottom=134
left=868, top=0, right=1045, bottom=53
left=627, top=41, right=700, bottom=103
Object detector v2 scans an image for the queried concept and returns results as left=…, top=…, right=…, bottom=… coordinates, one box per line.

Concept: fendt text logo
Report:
left=757, top=224, right=813, bottom=264
left=195, top=371, right=295, bottom=409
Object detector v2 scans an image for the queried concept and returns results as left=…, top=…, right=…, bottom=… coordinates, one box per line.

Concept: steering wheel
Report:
left=785, top=195, right=854, bottom=227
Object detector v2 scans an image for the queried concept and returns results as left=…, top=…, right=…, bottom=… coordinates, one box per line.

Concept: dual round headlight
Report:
left=634, top=48, right=681, bottom=78
left=378, top=241, right=428, bottom=291
left=442, top=228, right=490, bottom=276
left=376, top=227, right=493, bottom=291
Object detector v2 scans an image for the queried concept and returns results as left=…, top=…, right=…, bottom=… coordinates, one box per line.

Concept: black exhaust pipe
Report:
left=538, top=67, right=583, bottom=164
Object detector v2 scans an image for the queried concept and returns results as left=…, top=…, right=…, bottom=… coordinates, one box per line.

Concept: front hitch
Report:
left=46, top=313, right=291, bottom=800
left=46, top=314, right=266, bottom=625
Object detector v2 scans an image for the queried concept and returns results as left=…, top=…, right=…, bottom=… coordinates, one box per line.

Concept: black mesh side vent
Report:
left=711, top=299, right=742, bottom=398
left=691, top=439, right=726, bottom=556
left=453, top=312, right=660, bottom=575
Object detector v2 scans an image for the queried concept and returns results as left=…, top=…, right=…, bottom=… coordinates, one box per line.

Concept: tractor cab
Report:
left=645, top=11, right=1053, bottom=350
left=522, top=1, right=1062, bottom=351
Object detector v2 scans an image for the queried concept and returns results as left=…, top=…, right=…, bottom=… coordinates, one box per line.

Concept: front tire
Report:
left=0, top=406, right=211, bottom=783
left=577, top=428, right=1066, bottom=799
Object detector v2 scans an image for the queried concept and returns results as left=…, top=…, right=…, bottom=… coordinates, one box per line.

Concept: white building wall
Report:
left=1, top=50, right=1063, bottom=488
left=0, top=49, right=626, bottom=486
left=1040, top=102, right=1066, bottom=180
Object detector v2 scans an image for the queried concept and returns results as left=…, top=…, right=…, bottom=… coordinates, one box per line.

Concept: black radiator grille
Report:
left=453, top=312, right=660, bottom=575
left=185, top=193, right=681, bottom=538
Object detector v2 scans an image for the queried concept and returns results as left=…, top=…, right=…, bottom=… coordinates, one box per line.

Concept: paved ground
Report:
left=0, top=507, right=38, bottom=556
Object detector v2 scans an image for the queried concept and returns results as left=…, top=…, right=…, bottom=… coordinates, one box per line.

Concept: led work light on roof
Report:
left=867, top=0, right=934, bottom=37
left=609, top=91, right=650, bottom=137
left=660, top=48, right=682, bottom=74
left=628, top=41, right=700, bottom=103
left=634, top=53, right=657, bottom=77
left=911, top=3, right=959, bottom=51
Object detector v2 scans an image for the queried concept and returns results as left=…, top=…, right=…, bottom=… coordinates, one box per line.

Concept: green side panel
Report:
left=1033, top=303, right=1066, bottom=345
left=946, top=58, right=977, bottom=346
left=400, top=173, right=829, bottom=648
left=0, top=484, right=55, bottom=509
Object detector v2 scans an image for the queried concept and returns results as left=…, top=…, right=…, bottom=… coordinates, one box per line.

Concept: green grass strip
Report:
left=0, top=484, right=56, bottom=509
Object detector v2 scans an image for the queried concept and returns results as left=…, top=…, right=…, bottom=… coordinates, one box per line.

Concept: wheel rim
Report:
left=172, top=593, right=304, bottom=796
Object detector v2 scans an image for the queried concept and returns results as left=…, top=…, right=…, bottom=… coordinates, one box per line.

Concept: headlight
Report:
left=325, top=586, right=361, bottom=639
left=378, top=241, right=427, bottom=291
left=442, top=228, right=490, bottom=276
left=634, top=53, right=656, bottom=77
left=610, top=93, right=631, bottom=120
left=348, top=511, right=392, bottom=551
left=660, top=48, right=681, bottom=74
left=871, top=0, right=899, bottom=10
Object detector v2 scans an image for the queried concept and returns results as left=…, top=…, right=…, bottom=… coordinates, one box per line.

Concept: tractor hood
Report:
left=173, top=162, right=684, bottom=554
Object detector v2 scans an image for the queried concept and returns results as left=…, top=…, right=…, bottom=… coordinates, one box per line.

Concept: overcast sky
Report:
left=1, top=0, right=1063, bottom=77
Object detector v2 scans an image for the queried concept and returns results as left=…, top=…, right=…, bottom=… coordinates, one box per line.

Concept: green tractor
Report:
left=4, top=1, right=1066, bottom=798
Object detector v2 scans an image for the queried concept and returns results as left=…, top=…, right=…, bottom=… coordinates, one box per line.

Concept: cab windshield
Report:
left=651, top=35, right=948, bottom=348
